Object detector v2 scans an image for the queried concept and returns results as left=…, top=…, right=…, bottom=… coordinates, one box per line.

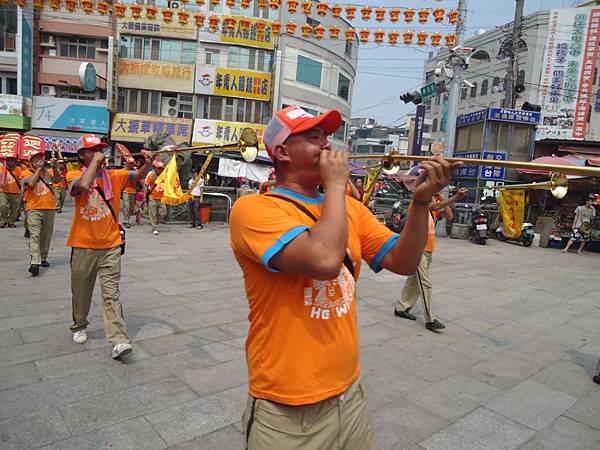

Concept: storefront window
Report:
left=0, top=8, right=17, bottom=52
left=59, top=37, right=96, bottom=59
left=487, top=122, right=509, bottom=151
left=120, top=89, right=161, bottom=114
left=338, top=73, right=350, bottom=101
left=468, top=122, right=483, bottom=150
left=121, top=36, right=195, bottom=64
left=512, top=124, right=531, bottom=157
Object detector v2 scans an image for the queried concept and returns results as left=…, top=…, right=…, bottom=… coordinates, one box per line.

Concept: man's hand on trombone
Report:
left=412, top=157, right=463, bottom=205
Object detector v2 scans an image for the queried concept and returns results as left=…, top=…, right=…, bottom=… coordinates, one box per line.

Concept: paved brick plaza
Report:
left=1, top=203, right=600, bottom=449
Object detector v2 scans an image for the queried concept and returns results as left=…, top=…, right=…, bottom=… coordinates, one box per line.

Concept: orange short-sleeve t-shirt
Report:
left=145, top=172, right=163, bottom=200
left=408, top=201, right=441, bottom=253
left=53, top=170, right=68, bottom=189
left=230, top=187, right=398, bottom=406
left=21, top=169, right=57, bottom=211
left=0, top=165, right=23, bottom=194
left=66, top=168, right=134, bottom=249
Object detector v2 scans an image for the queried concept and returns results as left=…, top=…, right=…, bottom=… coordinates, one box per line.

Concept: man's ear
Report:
left=273, top=144, right=291, bottom=164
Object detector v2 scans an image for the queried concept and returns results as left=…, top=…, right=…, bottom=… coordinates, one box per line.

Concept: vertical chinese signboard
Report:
left=538, top=8, right=600, bottom=140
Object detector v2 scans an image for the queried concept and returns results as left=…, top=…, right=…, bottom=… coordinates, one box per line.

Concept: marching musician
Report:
left=121, top=157, right=137, bottom=228
left=145, top=159, right=166, bottom=235
left=66, top=134, right=153, bottom=360
left=230, top=106, right=459, bottom=449
left=0, top=156, right=23, bottom=229
left=53, top=159, right=68, bottom=213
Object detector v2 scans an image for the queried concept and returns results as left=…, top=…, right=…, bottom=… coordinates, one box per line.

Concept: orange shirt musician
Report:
left=21, top=149, right=62, bottom=276
left=145, top=158, right=166, bottom=235
left=66, top=134, right=153, bottom=360
left=230, top=105, right=458, bottom=450
left=0, top=156, right=23, bottom=228
left=52, top=159, right=69, bottom=213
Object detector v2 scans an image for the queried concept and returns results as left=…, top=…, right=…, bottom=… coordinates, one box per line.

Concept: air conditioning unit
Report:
left=161, top=97, right=179, bottom=118
left=40, top=35, right=56, bottom=47
left=168, top=0, right=181, bottom=8
left=41, top=85, right=56, bottom=96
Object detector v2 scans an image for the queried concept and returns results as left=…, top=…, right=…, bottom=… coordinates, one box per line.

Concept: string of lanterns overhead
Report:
left=6, top=0, right=460, bottom=47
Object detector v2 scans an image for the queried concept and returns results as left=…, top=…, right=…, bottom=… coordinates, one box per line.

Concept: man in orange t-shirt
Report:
left=0, top=157, right=23, bottom=228
left=66, top=134, right=153, bottom=360
left=145, top=159, right=165, bottom=235
left=52, top=160, right=68, bottom=213
left=394, top=189, right=466, bottom=331
left=121, top=157, right=137, bottom=228
left=230, top=106, right=457, bottom=449
left=21, top=151, right=62, bottom=276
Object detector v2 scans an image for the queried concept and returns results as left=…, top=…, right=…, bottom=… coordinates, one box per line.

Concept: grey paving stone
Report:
left=530, top=359, right=597, bottom=399
left=450, top=334, right=512, bottom=362
left=486, top=380, right=578, bottom=431
left=146, top=384, right=246, bottom=445
left=201, top=341, right=245, bottom=362
left=0, top=338, right=84, bottom=368
left=167, top=425, right=243, bottom=450
left=420, top=407, right=535, bottom=450
left=564, top=387, right=600, bottom=431
left=38, top=417, right=168, bottom=450
left=371, top=398, right=448, bottom=450
left=408, top=373, right=502, bottom=421
left=0, top=329, right=21, bottom=348
left=467, top=351, right=545, bottom=390
left=0, top=362, right=42, bottom=391
left=0, top=310, right=63, bottom=332
left=0, top=408, right=70, bottom=449
left=521, top=416, right=600, bottom=450
left=179, top=358, right=247, bottom=396
left=409, top=348, right=481, bottom=384
left=137, top=332, right=203, bottom=356
left=363, top=366, right=431, bottom=411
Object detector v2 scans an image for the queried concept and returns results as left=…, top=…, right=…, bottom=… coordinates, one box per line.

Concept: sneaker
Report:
left=153, top=230, right=159, bottom=235
left=112, top=343, right=133, bottom=359
left=196, top=225, right=203, bottom=229
left=394, top=308, right=416, bottom=320
left=41, top=260, right=50, bottom=267
left=28, top=264, right=40, bottom=276
left=124, top=223, right=131, bottom=229
left=24, top=229, right=30, bottom=238
left=0, top=224, right=6, bottom=228
left=426, top=319, right=446, bottom=331
left=72, top=329, right=88, bottom=344
left=7, top=224, right=16, bottom=228
left=188, top=224, right=196, bottom=228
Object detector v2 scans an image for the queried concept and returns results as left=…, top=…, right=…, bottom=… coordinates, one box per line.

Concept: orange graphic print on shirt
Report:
left=21, top=169, right=57, bottom=211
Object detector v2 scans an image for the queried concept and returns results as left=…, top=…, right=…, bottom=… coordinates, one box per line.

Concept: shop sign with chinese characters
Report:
left=479, top=151, right=507, bottom=181
left=111, top=114, right=193, bottom=144
left=453, top=151, right=481, bottom=179
left=118, top=10, right=197, bottom=40
left=195, top=66, right=271, bottom=101
left=192, top=118, right=267, bottom=152
left=119, top=59, right=195, bottom=93
left=32, top=97, right=108, bottom=133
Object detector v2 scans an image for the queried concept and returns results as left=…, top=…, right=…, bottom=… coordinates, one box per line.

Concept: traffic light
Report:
left=521, top=102, right=541, bottom=112
left=399, top=91, right=423, bottom=105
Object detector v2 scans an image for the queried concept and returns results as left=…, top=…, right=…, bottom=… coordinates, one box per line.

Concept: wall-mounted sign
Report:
left=119, top=10, right=197, bottom=40
left=453, top=151, right=481, bottom=179
left=0, top=94, right=24, bottom=116
left=79, top=62, right=97, bottom=92
left=195, top=66, right=271, bottom=101
left=111, top=113, right=193, bottom=144
left=39, top=135, right=80, bottom=154
left=118, top=59, right=195, bottom=93
left=220, top=17, right=276, bottom=49
left=487, top=108, right=540, bottom=124
left=18, top=4, right=33, bottom=98
left=456, top=109, right=487, bottom=127
left=479, top=151, right=507, bottom=181
left=32, top=97, right=109, bottom=133
left=192, top=118, right=266, bottom=151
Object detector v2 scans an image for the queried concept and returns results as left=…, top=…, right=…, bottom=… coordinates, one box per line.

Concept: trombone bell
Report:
left=497, top=173, right=569, bottom=199
left=381, top=151, right=400, bottom=175
left=239, top=128, right=259, bottom=163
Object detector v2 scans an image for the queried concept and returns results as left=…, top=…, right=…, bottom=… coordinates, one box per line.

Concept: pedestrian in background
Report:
left=187, top=168, right=204, bottom=229
left=145, top=159, right=166, bottom=235
left=53, top=160, right=68, bottom=213
left=0, top=156, right=23, bottom=228
left=121, top=157, right=137, bottom=228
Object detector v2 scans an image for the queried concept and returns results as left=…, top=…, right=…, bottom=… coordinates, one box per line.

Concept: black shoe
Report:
left=188, top=224, right=196, bottom=228
left=24, top=229, right=30, bottom=238
left=7, top=224, right=16, bottom=228
left=196, top=225, right=203, bottom=229
left=28, top=264, right=40, bottom=276
left=594, top=375, right=600, bottom=385
left=0, top=224, right=6, bottom=229
left=394, top=308, right=417, bottom=320
left=426, top=319, right=446, bottom=331
left=41, top=260, right=50, bottom=268
left=57, top=209, right=62, bottom=214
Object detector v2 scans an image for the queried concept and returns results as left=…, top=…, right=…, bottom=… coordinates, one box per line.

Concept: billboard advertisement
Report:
left=111, top=113, right=193, bottom=144
left=32, top=97, right=109, bottom=133
left=192, top=118, right=266, bottom=152
left=198, top=16, right=276, bottom=49
left=195, top=66, right=271, bottom=101
left=118, top=10, right=197, bottom=40
left=118, top=59, right=195, bottom=93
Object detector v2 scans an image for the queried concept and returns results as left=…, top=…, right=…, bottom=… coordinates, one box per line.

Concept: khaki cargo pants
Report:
left=0, top=192, right=20, bottom=226
left=54, top=187, right=66, bottom=212
left=28, top=209, right=55, bottom=265
left=69, top=246, right=129, bottom=344
left=122, top=192, right=135, bottom=226
left=148, top=198, right=166, bottom=232
left=242, top=379, right=375, bottom=450
left=396, top=251, right=435, bottom=322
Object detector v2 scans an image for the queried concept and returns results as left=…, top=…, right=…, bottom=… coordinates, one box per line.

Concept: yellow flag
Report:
left=155, top=156, right=190, bottom=206
left=362, top=166, right=382, bottom=205
left=498, top=190, right=526, bottom=239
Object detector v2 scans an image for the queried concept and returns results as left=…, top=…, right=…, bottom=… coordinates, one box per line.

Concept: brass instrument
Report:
left=458, top=174, right=569, bottom=199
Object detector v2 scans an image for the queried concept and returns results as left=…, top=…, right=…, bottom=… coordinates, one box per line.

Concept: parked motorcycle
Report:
left=496, top=223, right=535, bottom=247
left=470, top=206, right=488, bottom=245
left=388, top=201, right=407, bottom=234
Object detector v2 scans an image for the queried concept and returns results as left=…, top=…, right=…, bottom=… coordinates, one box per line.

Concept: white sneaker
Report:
left=111, top=343, right=133, bottom=359
left=153, top=230, right=159, bottom=235
left=72, top=329, right=88, bottom=344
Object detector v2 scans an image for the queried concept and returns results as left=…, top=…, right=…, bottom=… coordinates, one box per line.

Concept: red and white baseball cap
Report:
left=263, top=106, right=342, bottom=160
left=76, top=134, right=108, bottom=152
left=152, top=159, right=165, bottom=169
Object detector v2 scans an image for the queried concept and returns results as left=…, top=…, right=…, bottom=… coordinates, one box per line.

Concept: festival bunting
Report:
left=497, top=190, right=526, bottom=239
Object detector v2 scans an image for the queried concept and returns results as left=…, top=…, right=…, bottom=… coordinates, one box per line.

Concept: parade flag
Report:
left=498, top=190, right=526, bottom=239
left=362, top=166, right=382, bottom=205
left=115, top=143, right=133, bottom=159
left=154, top=155, right=190, bottom=206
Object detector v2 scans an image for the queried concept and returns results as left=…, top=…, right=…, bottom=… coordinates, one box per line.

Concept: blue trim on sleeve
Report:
left=369, top=234, right=400, bottom=273
left=269, top=188, right=324, bottom=204
left=127, top=170, right=136, bottom=186
left=261, top=225, right=310, bottom=272
left=68, top=177, right=82, bottom=196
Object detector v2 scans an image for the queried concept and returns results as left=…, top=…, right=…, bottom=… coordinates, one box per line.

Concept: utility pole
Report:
left=505, top=0, right=525, bottom=109
left=443, top=0, right=468, bottom=157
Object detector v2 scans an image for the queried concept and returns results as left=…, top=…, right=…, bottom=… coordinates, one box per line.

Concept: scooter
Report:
left=470, top=206, right=488, bottom=245
left=388, top=201, right=406, bottom=234
left=496, top=223, right=535, bottom=247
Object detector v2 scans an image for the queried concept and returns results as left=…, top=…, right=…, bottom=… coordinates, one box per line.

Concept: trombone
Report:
left=61, top=128, right=260, bottom=164
left=458, top=174, right=570, bottom=199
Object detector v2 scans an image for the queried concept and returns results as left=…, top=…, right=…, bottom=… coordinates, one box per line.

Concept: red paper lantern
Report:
left=81, top=0, right=94, bottom=12
left=403, top=30, right=414, bottom=45
left=345, top=5, right=356, bottom=20
left=162, top=8, right=174, bottom=22
left=50, top=0, right=61, bottom=11
left=269, top=0, right=280, bottom=9
left=130, top=3, right=142, bottom=18
left=113, top=2, right=126, bottom=17
left=301, top=23, right=312, bottom=37
left=272, top=21, right=281, bottom=34
left=178, top=9, right=190, bottom=25
left=224, top=16, right=236, bottom=31
left=316, top=2, right=327, bottom=16
left=257, top=0, right=267, bottom=8
left=286, top=21, right=297, bottom=35
left=210, top=0, right=220, bottom=6
left=195, top=0, right=205, bottom=5
left=208, top=14, right=220, bottom=30
left=329, top=26, right=340, bottom=40
left=374, top=29, right=385, bottom=44
left=314, top=24, right=325, bottom=39
left=359, top=28, right=370, bottom=44
left=331, top=5, right=342, bottom=18
left=388, top=30, right=400, bottom=45
left=194, top=13, right=205, bottom=27
left=345, top=28, right=356, bottom=42
left=445, top=33, right=457, bottom=47
left=433, top=8, right=444, bottom=23
left=374, top=7, right=385, bottom=22
left=360, top=6, right=371, bottom=21
left=15, top=0, right=27, bottom=7
left=301, top=1, right=311, bottom=15
left=430, top=32, right=442, bottom=47
left=33, top=0, right=44, bottom=9
left=226, top=0, right=235, bottom=7
left=65, top=0, right=76, bottom=12
left=403, top=8, right=415, bottom=23
left=418, top=8, right=430, bottom=24
left=287, top=0, right=298, bottom=13
left=389, top=8, right=400, bottom=23
left=146, top=4, right=157, bottom=19
left=240, top=0, right=250, bottom=7
left=447, top=9, right=459, bottom=24
left=97, top=0, right=109, bottom=14
left=240, top=17, right=251, bottom=30
left=416, top=31, right=428, bottom=46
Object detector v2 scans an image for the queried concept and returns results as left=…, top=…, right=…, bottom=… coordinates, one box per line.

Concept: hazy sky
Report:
left=351, top=0, right=576, bottom=125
